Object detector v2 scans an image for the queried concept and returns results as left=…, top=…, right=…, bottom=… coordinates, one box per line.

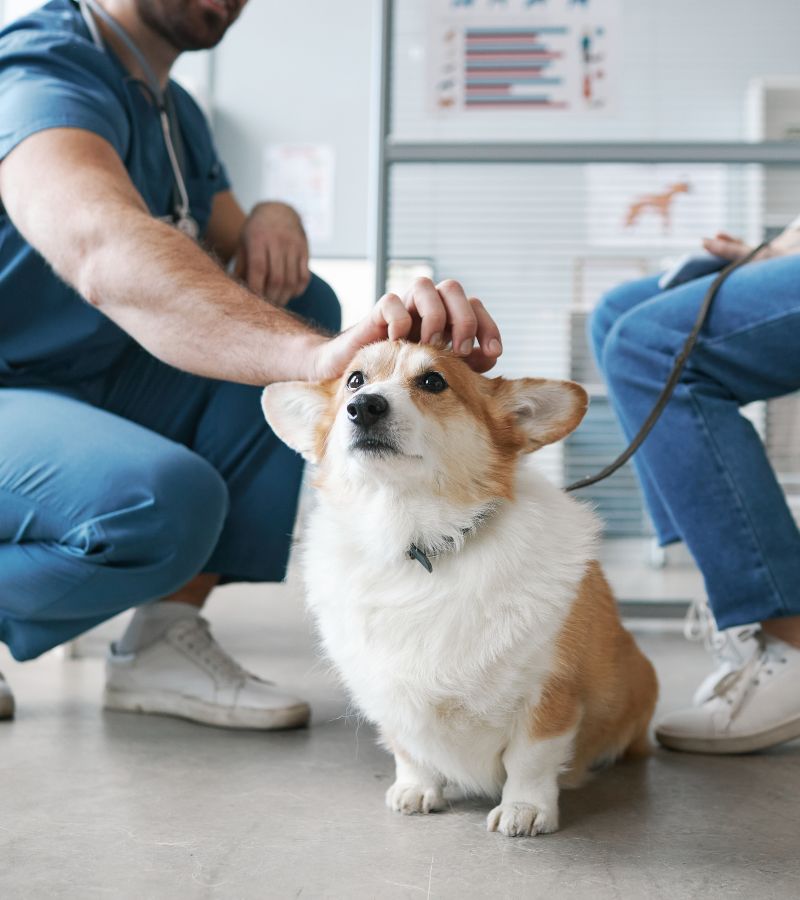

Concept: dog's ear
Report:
left=261, top=381, right=334, bottom=463
left=490, top=378, right=589, bottom=453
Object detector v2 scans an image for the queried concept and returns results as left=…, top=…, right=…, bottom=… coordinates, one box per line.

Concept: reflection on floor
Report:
left=1, top=581, right=798, bottom=899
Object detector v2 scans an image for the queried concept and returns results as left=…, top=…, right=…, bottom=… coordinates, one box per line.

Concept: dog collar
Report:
left=407, top=505, right=496, bottom=574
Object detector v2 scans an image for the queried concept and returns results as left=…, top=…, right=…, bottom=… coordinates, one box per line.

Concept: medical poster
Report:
left=429, top=0, right=620, bottom=115
left=262, top=144, right=335, bottom=245
left=585, top=165, right=730, bottom=248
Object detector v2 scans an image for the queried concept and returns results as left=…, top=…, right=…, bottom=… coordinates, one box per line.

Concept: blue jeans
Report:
left=589, top=256, right=800, bottom=630
left=0, top=276, right=340, bottom=660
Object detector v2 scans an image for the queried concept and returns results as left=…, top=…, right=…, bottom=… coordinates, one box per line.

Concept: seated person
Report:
left=0, top=0, right=502, bottom=726
left=590, top=226, right=800, bottom=754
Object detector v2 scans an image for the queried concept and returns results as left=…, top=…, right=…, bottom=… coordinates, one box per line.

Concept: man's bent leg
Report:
left=96, top=275, right=340, bottom=728
left=0, top=389, right=229, bottom=661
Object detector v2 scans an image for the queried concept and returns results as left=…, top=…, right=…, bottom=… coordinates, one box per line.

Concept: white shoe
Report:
left=0, top=671, right=14, bottom=720
left=656, top=634, right=800, bottom=754
left=682, top=596, right=760, bottom=706
left=103, top=617, right=310, bottom=730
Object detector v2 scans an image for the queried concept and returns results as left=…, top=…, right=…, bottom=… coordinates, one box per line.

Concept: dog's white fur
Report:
left=263, top=342, right=654, bottom=837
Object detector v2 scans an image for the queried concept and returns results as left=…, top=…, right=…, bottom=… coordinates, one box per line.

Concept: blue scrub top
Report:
left=0, top=0, right=231, bottom=385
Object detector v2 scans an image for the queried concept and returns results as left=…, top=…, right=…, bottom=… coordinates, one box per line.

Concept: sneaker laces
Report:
left=172, top=617, right=262, bottom=685
left=683, top=596, right=760, bottom=704
left=710, top=632, right=790, bottom=721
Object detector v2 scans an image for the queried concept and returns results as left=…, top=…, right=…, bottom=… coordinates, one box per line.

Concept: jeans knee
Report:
left=589, top=286, right=634, bottom=365
left=587, top=298, right=616, bottom=367
left=599, top=317, right=631, bottom=384
left=289, top=274, right=342, bottom=333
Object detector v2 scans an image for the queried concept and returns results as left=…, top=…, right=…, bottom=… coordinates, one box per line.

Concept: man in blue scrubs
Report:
left=0, top=0, right=503, bottom=726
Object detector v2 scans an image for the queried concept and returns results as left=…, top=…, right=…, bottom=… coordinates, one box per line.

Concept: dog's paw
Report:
left=486, top=802, right=558, bottom=837
left=385, top=781, right=444, bottom=815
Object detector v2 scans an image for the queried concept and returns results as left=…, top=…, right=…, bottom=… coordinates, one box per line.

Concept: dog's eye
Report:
left=346, top=371, right=365, bottom=391
left=417, top=372, right=448, bottom=393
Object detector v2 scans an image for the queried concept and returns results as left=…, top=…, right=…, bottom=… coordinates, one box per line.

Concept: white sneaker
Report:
left=103, top=617, right=310, bottom=730
left=683, top=596, right=760, bottom=706
left=0, top=671, right=14, bottom=720
left=656, top=634, right=800, bottom=754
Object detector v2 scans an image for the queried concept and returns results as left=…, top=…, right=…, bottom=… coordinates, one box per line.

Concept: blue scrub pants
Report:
left=589, top=256, right=800, bottom=630
left=0, top=276, right=340, bottom=660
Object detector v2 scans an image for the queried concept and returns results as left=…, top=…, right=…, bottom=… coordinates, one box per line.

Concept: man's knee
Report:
left=288, top=273, right=342, bottom=333
left=88, top=446, right=230, bottom=594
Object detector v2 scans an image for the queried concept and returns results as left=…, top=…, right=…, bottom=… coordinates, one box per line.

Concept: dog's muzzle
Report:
left=347, top=392, right=389, bottom=429
left=346, top=393, right=399, bottom=455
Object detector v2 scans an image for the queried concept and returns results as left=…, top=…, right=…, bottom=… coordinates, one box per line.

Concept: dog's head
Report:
left=262, top=341, right=588, bottom=500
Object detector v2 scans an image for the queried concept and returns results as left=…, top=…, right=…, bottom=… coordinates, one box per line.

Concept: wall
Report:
left=209, top=0, right=376, bottom=259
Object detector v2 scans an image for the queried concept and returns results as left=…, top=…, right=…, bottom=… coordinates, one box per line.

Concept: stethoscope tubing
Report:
left=78, top=0, right=196, bottom=235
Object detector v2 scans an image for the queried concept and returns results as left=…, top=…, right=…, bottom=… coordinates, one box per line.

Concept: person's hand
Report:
left=702, top=228, right=800, bottom=263
left=308, top=278, right=503, bottom=381
left=701, top=232, right=756, bottom=262
left=233, top=201, right=310, bottom=306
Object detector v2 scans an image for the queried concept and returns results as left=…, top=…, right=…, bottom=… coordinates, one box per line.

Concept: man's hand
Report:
left=233, top=201, right=311, bottom=306
left=309, top=278, right=503, bottom=381
left=702, top=228, right=800, bottom=263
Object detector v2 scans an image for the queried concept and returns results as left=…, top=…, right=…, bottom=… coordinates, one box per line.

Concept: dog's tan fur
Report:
left=532, top=560, right=658, bottom=785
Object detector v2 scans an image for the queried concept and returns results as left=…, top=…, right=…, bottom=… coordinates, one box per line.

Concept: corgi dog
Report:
left=262, top=341, right=658, bottom=838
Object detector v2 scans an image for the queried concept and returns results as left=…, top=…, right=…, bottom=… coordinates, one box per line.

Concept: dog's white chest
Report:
left=301, top=468, right=599, bottom=796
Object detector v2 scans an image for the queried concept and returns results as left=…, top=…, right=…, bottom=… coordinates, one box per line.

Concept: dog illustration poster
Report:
left=585, top=165, right=731, bottom=248
left=429, top=0, right=620, bottom=115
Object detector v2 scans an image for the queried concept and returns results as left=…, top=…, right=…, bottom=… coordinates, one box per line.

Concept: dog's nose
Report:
left=346, top=393, right=389, bottom=428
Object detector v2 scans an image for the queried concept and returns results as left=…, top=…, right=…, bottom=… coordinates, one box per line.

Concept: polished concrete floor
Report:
left=1, top=581, right=799, bottom=900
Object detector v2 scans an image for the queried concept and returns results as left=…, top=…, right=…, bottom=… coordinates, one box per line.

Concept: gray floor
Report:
left=1, top=582, right=799, bottom=900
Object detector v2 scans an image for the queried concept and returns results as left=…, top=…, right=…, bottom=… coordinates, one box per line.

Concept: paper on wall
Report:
left=262, top=144, right=335, bottom=246
left=429, top=0, right=620, bottom=116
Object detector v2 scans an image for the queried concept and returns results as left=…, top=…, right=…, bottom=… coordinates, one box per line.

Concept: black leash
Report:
left=565, top=242, right=770, bottom=493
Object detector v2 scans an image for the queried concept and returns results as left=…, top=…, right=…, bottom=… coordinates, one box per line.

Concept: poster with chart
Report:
left=429, top=0, right=620, bottom=115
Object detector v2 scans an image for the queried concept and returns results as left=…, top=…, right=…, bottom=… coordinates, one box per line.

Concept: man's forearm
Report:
left=0, top=129, right=327, bottom=385
left=78, top=208, right=326, bottom=385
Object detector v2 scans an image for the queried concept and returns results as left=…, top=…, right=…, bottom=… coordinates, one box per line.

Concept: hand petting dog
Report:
left=310, top=277, right=503, bottom=381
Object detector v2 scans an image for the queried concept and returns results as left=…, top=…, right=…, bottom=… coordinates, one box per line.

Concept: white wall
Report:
left=209, top=0, right=376, bottom=259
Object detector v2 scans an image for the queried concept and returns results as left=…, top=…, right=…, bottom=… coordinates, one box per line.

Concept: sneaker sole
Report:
left=103, top=688, right=310, bottom=731
left=656, top=715, right=800, bottom=755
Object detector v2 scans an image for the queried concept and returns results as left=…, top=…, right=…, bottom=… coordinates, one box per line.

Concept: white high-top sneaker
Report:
left=656, top=633, right=800, bottom=754
left=104, top=617, right=310, bottom=730
left=0, top=671, right=14, bottom=720
left=683, top=596, right=760, bottom=706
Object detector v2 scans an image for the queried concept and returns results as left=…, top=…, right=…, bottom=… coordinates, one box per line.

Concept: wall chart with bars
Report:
left=429, top=0, right=620, bottom=116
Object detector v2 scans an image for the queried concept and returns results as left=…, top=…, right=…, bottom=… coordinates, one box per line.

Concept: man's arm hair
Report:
left=0, top=128, right=324, bottom=385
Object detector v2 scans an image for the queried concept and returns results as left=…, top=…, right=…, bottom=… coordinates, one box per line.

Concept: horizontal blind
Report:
left=388, top=162, right=800, bottom=534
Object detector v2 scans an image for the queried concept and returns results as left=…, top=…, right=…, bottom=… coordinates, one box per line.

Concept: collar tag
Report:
left=408, top=543, right=433, bottom=574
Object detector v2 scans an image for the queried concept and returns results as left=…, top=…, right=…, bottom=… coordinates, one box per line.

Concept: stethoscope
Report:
left=78, top=0, right=199, bottom=239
